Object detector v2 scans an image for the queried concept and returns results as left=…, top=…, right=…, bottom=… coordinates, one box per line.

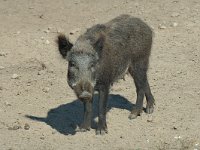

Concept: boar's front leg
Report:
left=78, top=100, right=92, bottom=132
left=96, top=86, right=109, bottom=135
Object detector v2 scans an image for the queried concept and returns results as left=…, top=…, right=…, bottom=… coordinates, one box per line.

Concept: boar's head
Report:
left=57, top=34, right=104, bottom=101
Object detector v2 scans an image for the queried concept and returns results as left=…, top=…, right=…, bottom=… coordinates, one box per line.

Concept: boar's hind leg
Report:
left=145, top=81, right=155, bottom=114
left=128, top=59, right=151, bottom=119
left=96, top=86, right=109, bottom=135
left=77, top=101, right=92, bottom=132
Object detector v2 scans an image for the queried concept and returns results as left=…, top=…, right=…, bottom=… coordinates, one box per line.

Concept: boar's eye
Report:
left=88, top=62, right=96, bottom=70
left=69, top=61, right=76, bottom=68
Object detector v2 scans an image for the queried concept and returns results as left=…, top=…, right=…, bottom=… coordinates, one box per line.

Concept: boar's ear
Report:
left=57, top=34, right=73, bottom=59
left=94, top=34, right=105, bottom=58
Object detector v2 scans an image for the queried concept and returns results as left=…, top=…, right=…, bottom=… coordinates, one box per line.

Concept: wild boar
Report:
left=57, top=14, right=155, bottom=135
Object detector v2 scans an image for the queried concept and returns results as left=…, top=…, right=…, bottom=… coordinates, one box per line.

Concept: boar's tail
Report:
left=57, top=34, right=73, bottom=58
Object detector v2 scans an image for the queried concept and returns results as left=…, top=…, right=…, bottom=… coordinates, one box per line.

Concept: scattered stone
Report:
left=5, top=101, right=11, bottom=106
left=44, top=27, right=52, bottom=33
left=26, top=83, right=31, bottom=86
left=24, top=123, right=30, bottom=130
left=16, top=31, right=21, bottom=34
left=45, top=40, right=50, bottom=44
left=174, top=135, right=182, bottom=139
left=0, top=66, right=4, bottom=70
left=0, top=52, right=6, bottom=57
left=0, top=86, right=3, bottom=90
left=38, top=70, right=46, bottom=75
left=39, top=14, right=44, bottom=19
left=134, top=3, right=139, bottom=7
left=44, top=30, right=50, bottom=33
left=48, top=69, right=54, bottom=73
left=40, top=62, right=47, bottom=69
left=8, top=125, right=22, bottom=130
left=48, top=27, right=52, bottom=30
left=69, top=28, right=80, bottom=35
left=42, top=87, right=50, bottom=93
left=40, top=136, right=45, bottom=140
left=11, top=74, right=19, bottom=79
left=171, top=12, right=180, bottom=17
left=41, top=37, right=45, bottom=40
left=172, top=22, right=178, bottom=27
left=158, top=24, right=167, bottom=29
left=147, top=115, right=153, bottom=122
left=172, top=0, right=179, bottom=3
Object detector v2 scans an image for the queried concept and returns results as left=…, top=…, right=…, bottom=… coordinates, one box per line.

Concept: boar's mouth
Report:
left=73, top=81, right=93, bottom=101
left=79, top=91, right=92, bottom=100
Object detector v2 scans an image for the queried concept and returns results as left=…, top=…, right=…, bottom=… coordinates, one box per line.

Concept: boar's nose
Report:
left=79, top=91, right=92, bottom=99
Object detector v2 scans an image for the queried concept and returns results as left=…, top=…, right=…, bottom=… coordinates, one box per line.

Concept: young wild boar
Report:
left=57, top=14, right=155, bottom=135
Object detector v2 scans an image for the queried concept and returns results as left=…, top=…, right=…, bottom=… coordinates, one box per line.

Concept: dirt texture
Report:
left=0, top=0, right=200, bottom=150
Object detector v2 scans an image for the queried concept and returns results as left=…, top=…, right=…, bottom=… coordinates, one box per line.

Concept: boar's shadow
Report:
left=26, top=94, right=133, bottom=135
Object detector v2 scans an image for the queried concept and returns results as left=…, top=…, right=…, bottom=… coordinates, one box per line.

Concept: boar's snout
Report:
left=73, top=80, right=94, bottom=101
left=79, top=91, right=92, bottom=99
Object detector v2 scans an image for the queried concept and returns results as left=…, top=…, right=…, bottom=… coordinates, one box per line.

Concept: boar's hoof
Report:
left=146, top=104, right=154, bottom=114
left=96, top=128, right=108, bottom=135
left=128, top=113, right=138, bottom=120
left=128, top=109, right=142, bottom=120
left=76, top=128, right=90, bottom=132
left=76, top=125, right=90, bottom=132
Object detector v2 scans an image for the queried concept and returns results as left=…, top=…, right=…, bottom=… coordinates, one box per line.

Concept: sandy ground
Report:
left=0, top=0, right=200, bottom=149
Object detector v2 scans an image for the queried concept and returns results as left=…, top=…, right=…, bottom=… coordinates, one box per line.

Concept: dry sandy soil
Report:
left=0, top=0, right=200, bottom=149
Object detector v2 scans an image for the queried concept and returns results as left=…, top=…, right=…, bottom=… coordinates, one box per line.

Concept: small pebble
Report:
left=11, top=74, right=19, bottom=79
left=134, top=3, right=139, bottom=7
left=171, top=12, right=180, bottom=17
left=5, top=101, right=11, bottom=106
left=174, top=135, right=181, bottom=139
left=147, top=115, right=153, bottom=122
left=38, top=70, right=46, bottom=75
left=42, top=87, right=50, bottom=93
left=24, top=123, right=30, bottom=130
left=8, top=125, right=21, bottom=130
left=172, top=22, right=178, bottom=27
left=16, top=91, right=21, bottom=95
left=44, top=30, right=50, bottom=33
left=0, top=66, right=5, bottom=70
left=45, top=40, right=50, bottom=44
left=0, top=52, right=6, bottom=57
left=70, top=28, right=80, bottom=35
left=158, top=24, right=167, bottom=29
